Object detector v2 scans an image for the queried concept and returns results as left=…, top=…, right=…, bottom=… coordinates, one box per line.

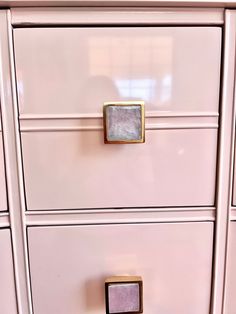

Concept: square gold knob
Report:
left=103, top=101, right=145, bottom=144
left=105, top=276, right=143, bottom=314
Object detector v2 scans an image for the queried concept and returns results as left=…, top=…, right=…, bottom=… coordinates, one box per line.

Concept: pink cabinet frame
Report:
left=0, top=5, right=236, bottom=314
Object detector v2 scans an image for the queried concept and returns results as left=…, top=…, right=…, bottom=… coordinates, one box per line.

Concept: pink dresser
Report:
left=0, top=2, right=236, bottom=314
left=0, top=111, right=7, bottom=212
left=224, top=150, right=236, bottom=313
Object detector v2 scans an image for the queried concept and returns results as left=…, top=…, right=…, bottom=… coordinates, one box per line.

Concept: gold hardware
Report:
left=103, top=101, right=145, bottom=144
left=105, top=276, right=143, bottom=314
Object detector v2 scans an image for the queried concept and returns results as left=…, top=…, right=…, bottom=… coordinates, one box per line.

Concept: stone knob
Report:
left=105, top=276, right=143, bottom=314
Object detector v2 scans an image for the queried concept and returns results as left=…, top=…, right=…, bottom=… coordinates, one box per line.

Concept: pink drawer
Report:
left=224, top=222, right=236, bottom=314
left=0, top=119, right=7, bottom=212
left=28, top=222, right=213, bottom=314
left=0, top=229, right=17, bottom=314
left=14, top=26, right=221, bottom=210
left=21, top=129, right=217, bottom=210
left=232, top=147, right=236, bottom=206
left=14, top=27, right=221, bottom=115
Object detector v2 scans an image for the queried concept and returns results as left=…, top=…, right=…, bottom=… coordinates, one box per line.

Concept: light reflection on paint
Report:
left=160, top=75, right=172, bottom=103
left=115, top=79, right=156, bottom=102
left=178, top=148, right=185, bottom=156
left=115, top=76, right=172, bottom=103
left=88, top=34, right=173, bottom=108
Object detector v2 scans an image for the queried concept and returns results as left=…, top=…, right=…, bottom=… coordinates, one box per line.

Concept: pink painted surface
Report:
left=0, top=229, right=18, bottom=313
left=28, top=222, right=213, bottom=314
left=0, top=133, right=7, bottom=211
left=14, top=26, right=221, bottom=210
left=233, top=146, right=236, bottom=205
left=21, top=129, right=217, bottom=210
left=11, top=8, right=224, bottom=26
left=224, top=222, right=236, bottom=314
left=14, top=27, right=221, bottom=115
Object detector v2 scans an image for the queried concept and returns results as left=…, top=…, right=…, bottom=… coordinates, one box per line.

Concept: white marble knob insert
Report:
left=105, top=276, right=143, bottom=314
left=103, top=101, right=145, bottom=144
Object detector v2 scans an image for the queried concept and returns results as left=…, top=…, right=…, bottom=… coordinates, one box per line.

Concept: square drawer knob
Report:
left=103, top=101, right=145, bottom=144
left=105, top=276, right=143, bottom=314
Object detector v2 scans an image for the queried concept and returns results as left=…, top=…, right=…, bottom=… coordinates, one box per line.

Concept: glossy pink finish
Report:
left=28, top=222, right=213, bottom=314
left=232, top=146, right=236, bottom=205
left=0, top=132, right=7, bottom=211
left=0, top=229, right=18, bottom=314
left=11, top=8, right=224, bottom=26
left=5, top=1, right=236, bottom=9
left=14, top=27, right=221, bottom=210
left=0, top=6, right=234, bottom=314
left=224, top=222, right=236, bottom=314
left=14, top=27, right=221, bottom=115
left=21, top=129, right=217, bottom=210
left=13, top=26, right=221, bottom=210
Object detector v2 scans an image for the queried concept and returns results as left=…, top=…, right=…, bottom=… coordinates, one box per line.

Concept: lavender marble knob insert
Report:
left=105, top=276, right=143, bottom=314
left=103, top=101, right=145, bottom=144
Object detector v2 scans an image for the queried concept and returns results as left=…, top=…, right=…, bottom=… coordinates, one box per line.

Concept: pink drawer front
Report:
left=28, top=222, right=213, bottom=314
left=14, top=27, right=221, bottom=115
left=0, top=120, right=7, bottom=212
left=0, top=229, right=17, bottom=314
left=224, top=222, right=236, bottom=314
left=13, top=26, right=221, bottom=211
left=21, top=129, right=217, bottom=210
left=232, top=146, right=236, bottom=206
